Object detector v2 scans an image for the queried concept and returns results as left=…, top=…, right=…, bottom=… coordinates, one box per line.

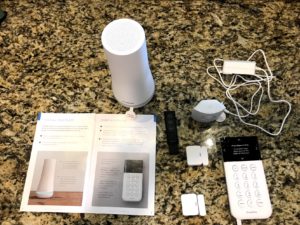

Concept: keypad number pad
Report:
left=122, top=173, right=143, bottom=202
left=224, top=161, right=272, bottom=219
left=231, top=163, right=262, bottom=208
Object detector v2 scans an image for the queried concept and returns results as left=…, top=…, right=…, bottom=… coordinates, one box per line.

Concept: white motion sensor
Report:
left=36, top=159, right=56, bottom=198
left=192, top=99, right=226, bottom=123
left=101, top=18, right=155, bottom=108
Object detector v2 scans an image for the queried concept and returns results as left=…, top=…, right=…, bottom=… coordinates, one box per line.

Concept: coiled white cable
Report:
left=206, top=49, right=292, bottom=136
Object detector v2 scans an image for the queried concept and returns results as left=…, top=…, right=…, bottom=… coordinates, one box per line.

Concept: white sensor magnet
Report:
left=197, top=194, right=207, bottom=216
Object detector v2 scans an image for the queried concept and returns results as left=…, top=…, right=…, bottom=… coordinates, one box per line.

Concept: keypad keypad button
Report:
left=241, top=164, right=248, bottom=171
left=235, top=182, right=240, bottom=189
left=238, top=200, right=246, bottom=208
left=253, top=181, right=259, bottom=188
left=236, top=191, right=243, bottom=197
left=256, top=199, right=264, bottom=207
left=232, top=165, right=239, bottom=172
left=244, top=181, right=249, bottom=188
left=233, top=173, right=239, bottom=180
left=245, top=190, right=251, bottom=197
left=247, top=199, right=253, bottom=207
left=250, top=164, right=257, bottom=171
left=255, top=190, right=261, bottom=197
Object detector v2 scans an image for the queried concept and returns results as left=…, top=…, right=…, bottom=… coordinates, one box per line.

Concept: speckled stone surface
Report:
left=0, top=0, right=299, bottom=224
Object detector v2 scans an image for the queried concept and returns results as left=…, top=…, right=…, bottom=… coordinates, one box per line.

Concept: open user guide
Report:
left=20, top=113, right=156, bottom=216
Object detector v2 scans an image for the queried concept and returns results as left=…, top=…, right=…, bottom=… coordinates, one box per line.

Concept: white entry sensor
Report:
left=181, top=194, right=199, bottom=216
left=181, top=193, right=206, bottom=216
left=192, top=99, right=226, bottom=123
left=186, top=146, right=208, bottom=166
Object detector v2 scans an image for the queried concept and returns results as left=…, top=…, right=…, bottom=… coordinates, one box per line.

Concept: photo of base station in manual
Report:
left=28, top=151, right=87, bottom=206
left=92, top=152, right=149, bottom=209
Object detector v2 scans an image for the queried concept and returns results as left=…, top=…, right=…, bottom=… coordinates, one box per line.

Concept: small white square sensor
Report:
left=181, top=194, right=199, bottom=216
left=186, top=146, right=208, bottom=166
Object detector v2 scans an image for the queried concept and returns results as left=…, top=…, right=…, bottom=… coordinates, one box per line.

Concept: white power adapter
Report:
left=206, top=49, right=292, bottom=136
left=223, top=60, right=256, bottom=75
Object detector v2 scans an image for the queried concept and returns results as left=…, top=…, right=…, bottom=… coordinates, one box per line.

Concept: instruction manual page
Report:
left=20, top=113, right=156, bottom=216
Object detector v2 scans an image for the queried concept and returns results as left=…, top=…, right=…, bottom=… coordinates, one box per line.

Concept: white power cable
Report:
left=207, top=49, right=292, bottom=136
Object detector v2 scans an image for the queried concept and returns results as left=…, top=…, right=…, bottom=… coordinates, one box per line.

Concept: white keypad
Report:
left=221, top=136, right=272, bottom=220
left=224, top=161, right=272, bottom=220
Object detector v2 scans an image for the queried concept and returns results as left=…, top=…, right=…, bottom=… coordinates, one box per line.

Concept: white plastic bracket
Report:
left=125, top=107, right=136, bottom=119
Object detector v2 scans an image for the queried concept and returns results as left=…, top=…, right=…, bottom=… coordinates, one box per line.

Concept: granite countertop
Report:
left=0, top=0, right=299, bottom=224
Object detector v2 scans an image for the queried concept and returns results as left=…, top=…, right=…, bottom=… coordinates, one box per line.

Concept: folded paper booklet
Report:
left=20, top=113, right=156, bottom=216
